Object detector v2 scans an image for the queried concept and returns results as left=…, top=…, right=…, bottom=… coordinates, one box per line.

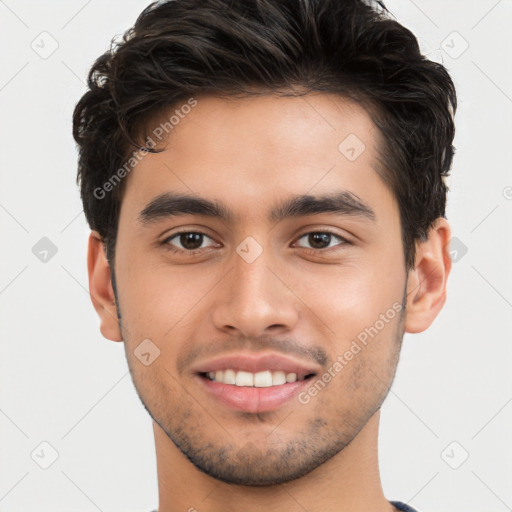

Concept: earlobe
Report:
left=404, top=218, right=452, bottom=334
left=87, top=231, right=123, bottom=341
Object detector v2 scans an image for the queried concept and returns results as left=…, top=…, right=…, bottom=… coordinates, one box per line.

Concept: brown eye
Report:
left=295, top=231, right=348, bottom=250
left=163, top=231, right=216, bottom=252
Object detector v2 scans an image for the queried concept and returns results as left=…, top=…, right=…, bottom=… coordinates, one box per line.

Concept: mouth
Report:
left=192, top=352, right=320, bottom=413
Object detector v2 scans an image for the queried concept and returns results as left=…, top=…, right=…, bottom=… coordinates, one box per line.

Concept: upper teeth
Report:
left=207, top=370, right=299, bottom=387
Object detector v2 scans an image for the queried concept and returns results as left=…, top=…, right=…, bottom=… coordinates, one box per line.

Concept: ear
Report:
left=404, top=217, right=452, bottom=333
left=87, top=231, right=123, bottom=341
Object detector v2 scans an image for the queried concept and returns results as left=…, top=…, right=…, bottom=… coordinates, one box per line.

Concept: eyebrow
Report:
left=138, top=191, right=376, bottom=225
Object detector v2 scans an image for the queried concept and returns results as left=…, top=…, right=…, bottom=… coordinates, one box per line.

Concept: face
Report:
left=111, top=93, right=409, bottom=485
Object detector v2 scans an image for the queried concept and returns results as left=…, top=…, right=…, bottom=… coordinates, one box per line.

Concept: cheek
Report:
left=115, top=255, right=224, bottom=341
left=286, top=254, right=404, bottom=344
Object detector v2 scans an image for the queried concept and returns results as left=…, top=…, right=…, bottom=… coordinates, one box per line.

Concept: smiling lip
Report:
left=191, top=352, right=320, bottom=413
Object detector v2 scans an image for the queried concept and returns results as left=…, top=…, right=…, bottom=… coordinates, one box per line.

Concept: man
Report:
left=73, top=0, right=456, bottom=510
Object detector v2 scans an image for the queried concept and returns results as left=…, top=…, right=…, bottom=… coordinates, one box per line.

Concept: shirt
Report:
left=392, top=502, right=420, bottom=512
left=149, top=500, right=419, bottom=511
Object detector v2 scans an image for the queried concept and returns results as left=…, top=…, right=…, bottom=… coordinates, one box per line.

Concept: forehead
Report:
left=121, top=93, right=394, bottom=222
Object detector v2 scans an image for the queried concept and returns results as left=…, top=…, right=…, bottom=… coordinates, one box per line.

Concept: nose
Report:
left=211, top=243, right=299, bottom=338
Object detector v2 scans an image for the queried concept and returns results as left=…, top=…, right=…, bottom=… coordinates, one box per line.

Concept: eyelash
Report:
left=161, top=229, right=351, bottom=255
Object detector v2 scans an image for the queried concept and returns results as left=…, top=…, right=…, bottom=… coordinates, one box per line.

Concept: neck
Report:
left=153, top=410, right=395, bottom=512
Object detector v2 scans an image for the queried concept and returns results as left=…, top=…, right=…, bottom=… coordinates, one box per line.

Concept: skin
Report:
left=88, top=93, right=451, bottom=512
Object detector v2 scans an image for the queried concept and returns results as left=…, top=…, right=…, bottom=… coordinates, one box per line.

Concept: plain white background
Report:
left=0, top=1, right=511, bottom=511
